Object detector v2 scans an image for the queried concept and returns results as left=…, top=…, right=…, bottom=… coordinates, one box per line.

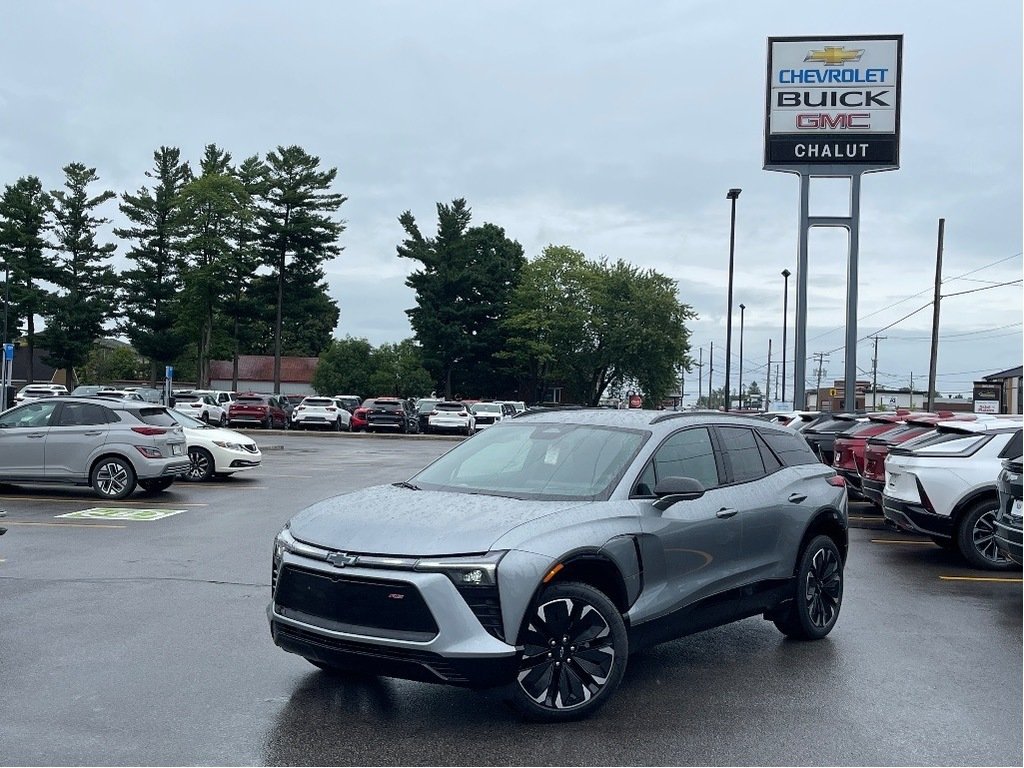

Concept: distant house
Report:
left=208, top=355, right=318, bottom=395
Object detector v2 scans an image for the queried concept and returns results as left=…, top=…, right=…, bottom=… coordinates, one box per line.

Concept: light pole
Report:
left=781, top=268, right=790, bottom=405
left=1, top=262, right=8, bottom=412
left=738, top=303, right=745, bottom=410
left=724, top=188, right=741, bottom=412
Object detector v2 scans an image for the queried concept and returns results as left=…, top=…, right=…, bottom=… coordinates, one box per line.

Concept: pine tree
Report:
left=0, top=176, right=54, bottom=382
left=257, top=145, right=345, bottom=392
left=223, top=155, right=264, bottom=390
left=114, top=147, right=192, bottom=383
left=42, top=163, right=117, bottom=375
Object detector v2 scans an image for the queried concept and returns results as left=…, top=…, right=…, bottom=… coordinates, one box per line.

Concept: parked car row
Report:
left=779, top=409, right=1023, bottom=571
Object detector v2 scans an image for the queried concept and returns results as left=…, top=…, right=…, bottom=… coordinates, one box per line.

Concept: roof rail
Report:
left=513, top=405, right=588, bottom=418
left=650, top=410, right=766, bottom=425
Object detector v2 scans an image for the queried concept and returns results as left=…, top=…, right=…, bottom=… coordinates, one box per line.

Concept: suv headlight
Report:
left=414, top=551, right=506, bottom=587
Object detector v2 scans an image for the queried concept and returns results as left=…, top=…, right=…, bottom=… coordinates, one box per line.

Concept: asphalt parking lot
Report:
left=0, top=432, right=1021, bottom=766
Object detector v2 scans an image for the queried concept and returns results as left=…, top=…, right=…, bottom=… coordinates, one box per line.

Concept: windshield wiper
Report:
left=392, top=481, right=421, bottom=491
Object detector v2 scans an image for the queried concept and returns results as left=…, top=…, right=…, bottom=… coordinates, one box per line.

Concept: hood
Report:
left=288, top=484, right=587, bottom=556
left=183, top=425, right=257, bottom=446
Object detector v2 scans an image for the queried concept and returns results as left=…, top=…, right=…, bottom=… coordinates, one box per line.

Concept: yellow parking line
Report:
left=939, top=576, right=1024, bottom=584
left=4, top=521, right=127, bottom=529
left=0, top=497, right=207, bottom=507
left=870, top=539, right=935, bottom=545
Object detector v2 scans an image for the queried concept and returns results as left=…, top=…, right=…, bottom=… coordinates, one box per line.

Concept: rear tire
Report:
left=773, top=535, right=843, bottom=640
left=506, top=581, right=627, bottom=722
left=91, top=457, right=137, bottom=500
left=956, top=500, right=1013, bottom=570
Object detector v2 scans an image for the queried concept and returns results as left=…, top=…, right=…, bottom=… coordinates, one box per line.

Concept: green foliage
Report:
left=115, top=147, right=192, bottom=383
left=81, top=344, right=145, bottom=384
left=257, top=145, right=346, bottom=390
left=505, top=247, right=694, bottom=405
left=178, top=145, right=249, bottom=386
left=313, top=337, right=432, bottom=399
left=312, top=336, right=374, bottom=396
left=0, top=175, right=53, bottom=381
left=398, top=199, right=525, bottom=398
left=42, top=163, right=118, bottom=373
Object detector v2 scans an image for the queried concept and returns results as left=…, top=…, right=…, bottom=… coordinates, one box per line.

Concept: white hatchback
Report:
left=883, top=418, right=1023, bottom=569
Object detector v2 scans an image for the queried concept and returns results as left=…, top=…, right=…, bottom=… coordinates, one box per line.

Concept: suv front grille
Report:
left=275, top=565, right=438, bottom=639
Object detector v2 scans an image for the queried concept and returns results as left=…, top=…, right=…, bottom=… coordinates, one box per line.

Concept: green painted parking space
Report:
left=57, top=508, right=187, bottom=522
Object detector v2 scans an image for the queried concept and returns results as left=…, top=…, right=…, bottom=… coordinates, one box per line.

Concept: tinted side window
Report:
left=651, top=427, right=720, bottom=490
left=754, top=431, right=783, bottom=473
left=56, top=402, right=111, bottom=426
left=760, top=429, right=819, bottom=466
left=718, top=427, right=766, bottom=483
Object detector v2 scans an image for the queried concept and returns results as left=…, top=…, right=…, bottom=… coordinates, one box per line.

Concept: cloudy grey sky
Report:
left=2, top=0, right=1021, bottom=399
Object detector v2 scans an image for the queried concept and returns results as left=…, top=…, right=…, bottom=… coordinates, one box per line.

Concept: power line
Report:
left=942, top=279, right=1022, bottom=299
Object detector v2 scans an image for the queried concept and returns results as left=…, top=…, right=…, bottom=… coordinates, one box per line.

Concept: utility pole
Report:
left=708, top=341, right=714, bottom=409
left=927, top=218, right=945, bottom=411
left=766, top=338, right=772, bottom=409
left=697, top=347, right=704, bottom=406
left=813, top=352, right=830, bottom=407
left=871, top=335, right=886, bottom=411
left=775, top=364, right=780, bottom=397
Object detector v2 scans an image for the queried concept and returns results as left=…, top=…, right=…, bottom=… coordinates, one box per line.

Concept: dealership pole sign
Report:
left=765, top=35, right=902, bottom=169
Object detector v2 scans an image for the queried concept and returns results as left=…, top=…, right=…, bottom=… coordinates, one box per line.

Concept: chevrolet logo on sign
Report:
left=804, top=46, right=864, bottom=66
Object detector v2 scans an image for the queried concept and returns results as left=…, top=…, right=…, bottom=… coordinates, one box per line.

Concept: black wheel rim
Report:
left=516, top=597, right=615, bottom=710
left=804, top=547, right=842, bottom=628
left=187, top=450, right=210, bottom=481
left=972, top=510, right=1007, bottom=564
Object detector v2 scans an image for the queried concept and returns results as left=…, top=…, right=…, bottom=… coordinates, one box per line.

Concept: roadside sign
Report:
left=57, top=508, right=186, bottom=522
left=165, top=365, right=174, bottom=379
left=3, top=343, right=13, bottom=361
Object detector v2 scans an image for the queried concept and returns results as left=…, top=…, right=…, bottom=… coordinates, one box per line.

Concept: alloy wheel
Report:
left=96, top=461, right=131, bottom=498
left=971, top=510, right=1007, bottom=565
left=516, top=597, right=616, bottom=711
left=804, top=546, right=842, bottom=628
left=186, top=449, right=212, bottom=481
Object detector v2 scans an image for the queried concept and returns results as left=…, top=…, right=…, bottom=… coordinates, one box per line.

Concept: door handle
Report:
left=788, top=493, right=807, bottom=504
left=27, top=433, right=45, bottom=439
left=84, top=431, right=103, bottom=436
left=716, top=507, right=739, bottom=519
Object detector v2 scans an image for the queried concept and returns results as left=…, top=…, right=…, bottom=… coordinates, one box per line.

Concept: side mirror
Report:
left=652, top=476, right=706, bottom=511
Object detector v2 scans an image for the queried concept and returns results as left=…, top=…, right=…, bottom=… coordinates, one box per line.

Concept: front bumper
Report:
left=882, top=495, right=952, bottom=538
left=268, top=555, right=521, bottom=689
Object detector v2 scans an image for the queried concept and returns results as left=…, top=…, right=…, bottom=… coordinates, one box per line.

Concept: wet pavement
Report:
left=0, top=434, right=1020, bottom=766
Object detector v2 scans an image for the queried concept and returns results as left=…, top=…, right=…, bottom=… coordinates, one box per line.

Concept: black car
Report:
left=994, top=455, right=1023, bottom=566
left=364, top=398, right=419, bottom=434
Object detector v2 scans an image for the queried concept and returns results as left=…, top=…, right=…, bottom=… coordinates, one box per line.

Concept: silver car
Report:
left=269, top=410, right=848, bottom=721
left=0, top=397, right=190, bottom=499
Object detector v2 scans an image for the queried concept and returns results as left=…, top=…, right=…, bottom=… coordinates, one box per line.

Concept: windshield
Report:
left=418, top=400, right=440, bottom=413
left=412, top=422, right=646, bottom=500
left=302, top=398, right=334, bottom=407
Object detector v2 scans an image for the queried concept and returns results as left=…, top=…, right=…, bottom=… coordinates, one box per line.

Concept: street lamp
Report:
left=724, top=188, right=741, bottom=412
left=781, top=268, right=791, bottom=405
left=738, top=303, right=746, bottom=410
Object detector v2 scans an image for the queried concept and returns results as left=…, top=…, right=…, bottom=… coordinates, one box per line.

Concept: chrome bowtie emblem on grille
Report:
left=327, top=552, right=358, bottom=568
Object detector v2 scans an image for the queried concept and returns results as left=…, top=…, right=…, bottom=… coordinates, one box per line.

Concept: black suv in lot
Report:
left=270, top=410, right=848, bottom=721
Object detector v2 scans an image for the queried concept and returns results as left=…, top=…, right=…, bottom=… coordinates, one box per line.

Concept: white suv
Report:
left=883, top=418, right=1023, bottom=569
left=291, top=396, right=351, bottom=431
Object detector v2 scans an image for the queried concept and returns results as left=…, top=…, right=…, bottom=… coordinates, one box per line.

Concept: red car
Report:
left=350, top=399, right=374, bottom=432
left=832, top=414, right=908, bottom=495
left=227, top=392, right=289, bottom=429
left=860, top=412, right=970, bottom=507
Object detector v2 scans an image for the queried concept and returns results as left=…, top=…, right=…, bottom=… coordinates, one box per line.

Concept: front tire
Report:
left=507, top=582, right=627, bottom=722
left=91, top=457, right=137, bottom=500
left=773, top=535, right=844, bottom=640
left=957, top=500, right=1013, bottom=570
left=185, top=447, right=214, bottom=482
